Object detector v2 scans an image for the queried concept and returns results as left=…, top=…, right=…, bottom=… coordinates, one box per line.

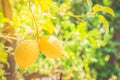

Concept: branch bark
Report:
left=1, top=0, right=17, bottom=80
left=23, top=72, right=49, bottom=80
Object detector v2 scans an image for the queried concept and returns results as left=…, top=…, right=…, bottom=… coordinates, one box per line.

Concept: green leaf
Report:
left=86, top=0, right=93, bottom=11
left=93, top=4, right=115, bottom=16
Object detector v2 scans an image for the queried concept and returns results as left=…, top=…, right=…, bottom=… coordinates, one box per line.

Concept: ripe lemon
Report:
left=14, top=40, right=39, bottom=69
left=39, top=35, right=63, bottom=58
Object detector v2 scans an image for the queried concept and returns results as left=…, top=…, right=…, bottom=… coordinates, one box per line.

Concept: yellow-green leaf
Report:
left=93, top=4, right=101, bottom=12
left=2, top=18, right=10, bottom=23
left=77, top=21, right=87, bottom=39
left=93, top=4, right=115, bottom=16
left=42, top=20, right=54, bottom=34
left=8, top=0, right=13, bottom=5
left=100, top=7, right=114, bottom=17
left=98, top=15, right=109, bottom=31
left=37, top=0, right=53, bottom=12
left=0, top=49, right=8, bottom=63
left=98, top=15, right=109, bottom=43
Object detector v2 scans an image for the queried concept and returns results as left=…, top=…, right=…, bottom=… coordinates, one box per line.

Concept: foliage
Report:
left=0, top=0, right=118, bottom=80
left=0, top=44, right=8, bottom=80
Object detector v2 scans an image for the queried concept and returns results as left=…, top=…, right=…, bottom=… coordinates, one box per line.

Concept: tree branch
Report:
left=1, top=0, right=17, bottom=80
left=23, top=72, right=49, bottom=80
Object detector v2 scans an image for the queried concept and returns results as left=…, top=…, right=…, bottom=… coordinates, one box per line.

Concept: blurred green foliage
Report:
left=0, top=0, right=120, bottom=80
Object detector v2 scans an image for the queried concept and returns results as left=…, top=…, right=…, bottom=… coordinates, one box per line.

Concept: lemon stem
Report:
left=29, top=2, right=39, bottom=40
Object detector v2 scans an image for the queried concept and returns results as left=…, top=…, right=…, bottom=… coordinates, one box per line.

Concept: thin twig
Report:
left=29, top=1, right=39, bottom=39
left=66, top=12, right=95, bottom=21
left=0, top=33, right=21, bottom=40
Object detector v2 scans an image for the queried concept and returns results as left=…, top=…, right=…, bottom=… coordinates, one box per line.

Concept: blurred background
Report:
left=0, top=0, right=120, bottom=80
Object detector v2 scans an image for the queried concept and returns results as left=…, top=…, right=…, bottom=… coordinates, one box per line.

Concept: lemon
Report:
left=14, top=40, right=39, bottom=69
left=39, top=35, right=63, bottom=58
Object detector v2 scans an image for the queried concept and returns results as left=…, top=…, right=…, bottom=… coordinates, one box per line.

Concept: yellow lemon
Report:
left=14, top=40, right=39, bottom=69
left=39, top=35, right=63, bottom=58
